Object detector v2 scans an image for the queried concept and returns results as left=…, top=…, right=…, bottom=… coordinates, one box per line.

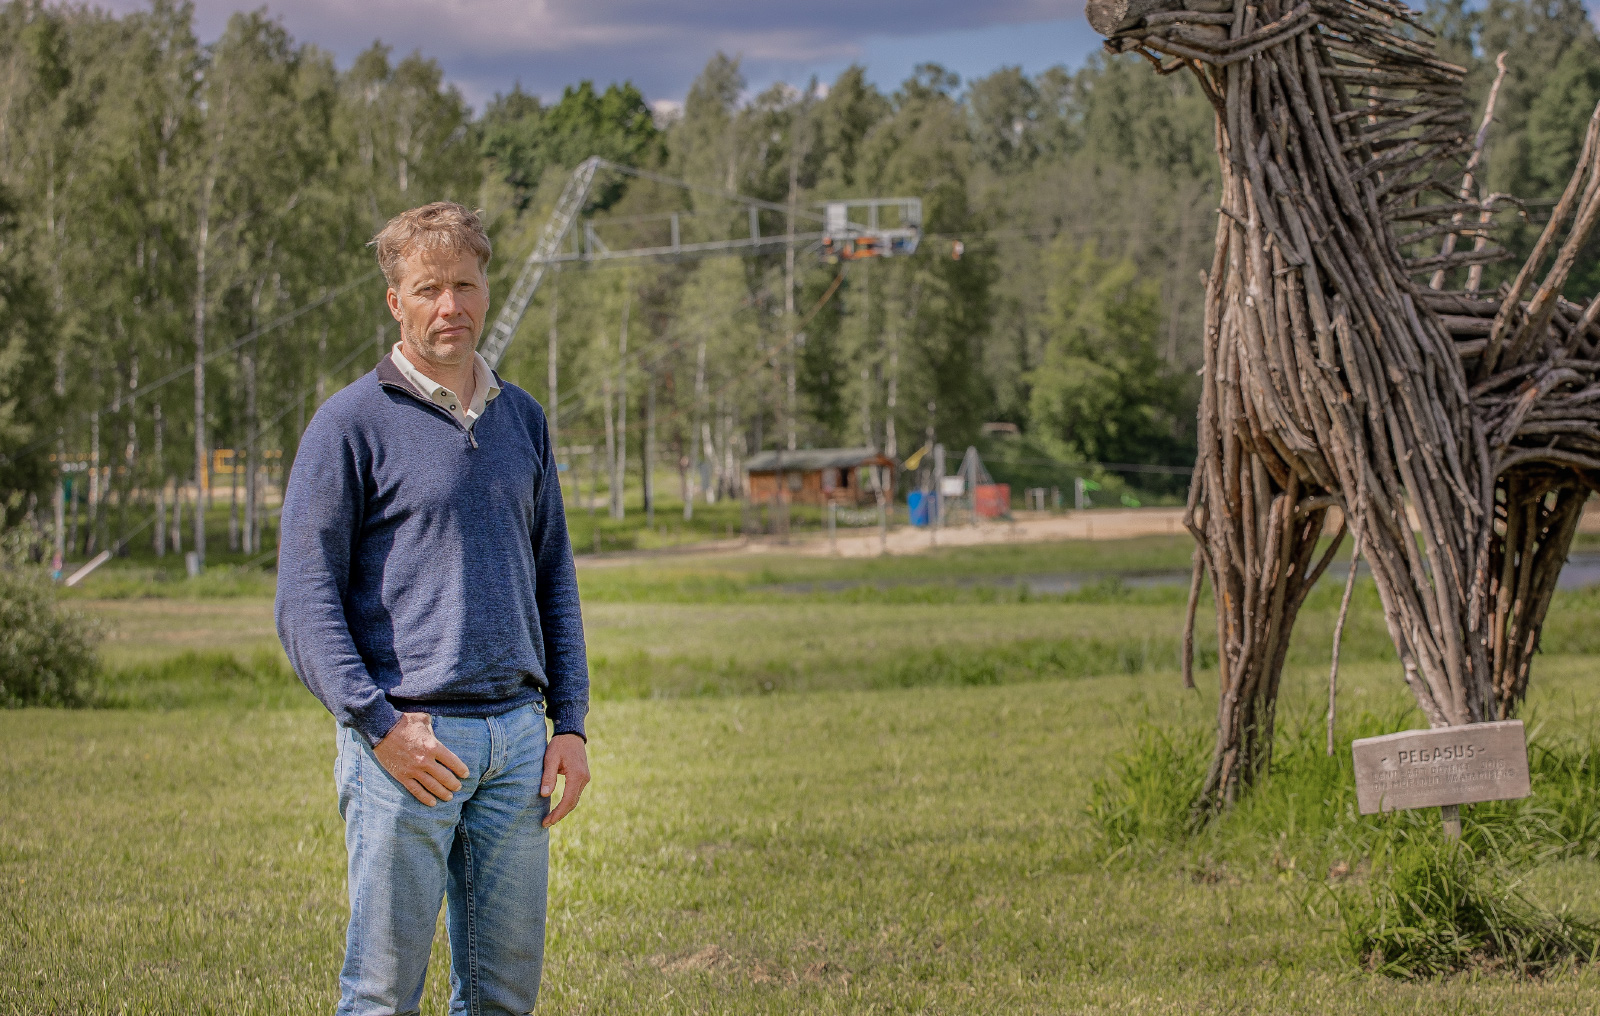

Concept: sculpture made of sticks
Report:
left=1085, top=0, right=1600, bottom=813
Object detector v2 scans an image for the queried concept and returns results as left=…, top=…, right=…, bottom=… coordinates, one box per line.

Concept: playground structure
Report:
left=1088, top=0, right=1600, bottom=811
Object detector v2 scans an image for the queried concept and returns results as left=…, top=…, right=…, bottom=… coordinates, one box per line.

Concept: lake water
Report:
left=766, top=552, right=1600, bottom=596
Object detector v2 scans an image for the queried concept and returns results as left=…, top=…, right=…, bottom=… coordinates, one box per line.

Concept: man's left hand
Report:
left=540, top=733, right=589, bottom=828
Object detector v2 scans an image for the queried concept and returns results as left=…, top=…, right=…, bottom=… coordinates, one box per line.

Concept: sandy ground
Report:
left=576, top=507, right=1192, bottom=568
left=790, top=507, right=1191, bottom=558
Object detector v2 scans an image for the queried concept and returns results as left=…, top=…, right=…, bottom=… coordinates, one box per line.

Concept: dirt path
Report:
left=576, top=508, right=1191, bottom=568
left=792, top=508, right=1190, bottom=558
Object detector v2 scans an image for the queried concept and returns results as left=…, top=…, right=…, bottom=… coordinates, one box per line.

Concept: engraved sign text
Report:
left=1351, top=720, right=1530, bottom=815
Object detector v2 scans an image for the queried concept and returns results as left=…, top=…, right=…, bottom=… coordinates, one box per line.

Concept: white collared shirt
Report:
left=390, top=342, right=501, bottom=430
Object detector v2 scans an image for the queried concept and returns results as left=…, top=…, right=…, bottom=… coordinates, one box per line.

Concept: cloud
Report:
left=86, top=0, right=1092, bottom=108
left=245, top=0, right=1078, bottom=56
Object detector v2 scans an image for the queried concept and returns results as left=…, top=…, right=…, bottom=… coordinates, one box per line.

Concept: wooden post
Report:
left=1440, top=805, right=1462, bottom=840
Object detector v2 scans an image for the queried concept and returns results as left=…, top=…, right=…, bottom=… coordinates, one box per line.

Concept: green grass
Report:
left=88, top=570, right=1600, bottom=707
left=66, top=540, right=1600, bottom=705
left=8, top=663, right=1600, bottom=1013
left=8, top=536, right=1600, bottom=1012
left=59, top=563, right=279, bottom=601
left=574, top=533, right=1203, bottom=602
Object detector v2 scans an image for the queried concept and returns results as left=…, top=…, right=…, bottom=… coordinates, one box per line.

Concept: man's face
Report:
left=386, top=248, right=489, bottom=367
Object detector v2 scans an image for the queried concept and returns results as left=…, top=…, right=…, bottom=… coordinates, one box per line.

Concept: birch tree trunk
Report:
left=612, top=295, right=630, bottom=521
left=244, top=276, right=264, bottom=555
left=244, top=344, right=258, bottom=554
left=86, top=406, right=100, bottom=556
left=153, top=403, right=166, bottom=557
left=192, top=168, right=213, bottom=568
left=692, top=338, right=708, bottom=514
left=602, top=336, right=618, bottom=522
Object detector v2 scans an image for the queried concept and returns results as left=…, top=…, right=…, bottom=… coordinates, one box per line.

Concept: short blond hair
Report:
left=371, top=202, right=492, bottom=287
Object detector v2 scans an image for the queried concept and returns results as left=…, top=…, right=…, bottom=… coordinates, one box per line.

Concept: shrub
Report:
left=0, top=541, right=101, bottom=707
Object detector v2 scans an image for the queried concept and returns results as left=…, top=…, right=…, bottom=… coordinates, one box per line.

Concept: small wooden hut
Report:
left=744, top=448, right=895, bottom=507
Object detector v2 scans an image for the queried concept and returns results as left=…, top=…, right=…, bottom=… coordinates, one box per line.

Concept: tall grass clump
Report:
left=1337, top=830, right=1600, bottom=976
left=0, top=535, right=101, bottom=707
left=1085, top=723, right=1208, bottom=853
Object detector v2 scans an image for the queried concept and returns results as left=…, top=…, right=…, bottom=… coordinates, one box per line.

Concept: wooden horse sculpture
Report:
left=1086, top=0, right=1600, bottom=811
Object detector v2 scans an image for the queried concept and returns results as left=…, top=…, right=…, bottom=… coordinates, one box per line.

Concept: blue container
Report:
left=907, top=490, right=930, bottom=527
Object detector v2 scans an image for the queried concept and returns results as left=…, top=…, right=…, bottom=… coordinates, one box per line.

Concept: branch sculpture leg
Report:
left=1489, top=472, right=1588, bottom=716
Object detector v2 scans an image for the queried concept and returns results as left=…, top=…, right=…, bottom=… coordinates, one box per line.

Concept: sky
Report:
left=90, top=0, right=1107, bottom=115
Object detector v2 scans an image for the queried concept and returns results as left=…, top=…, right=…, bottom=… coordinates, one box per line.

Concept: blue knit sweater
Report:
left=275, top=355, right=588, bottom=746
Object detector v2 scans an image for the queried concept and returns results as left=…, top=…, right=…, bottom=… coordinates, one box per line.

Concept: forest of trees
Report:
left=1, top=0, right=1598, bottom=559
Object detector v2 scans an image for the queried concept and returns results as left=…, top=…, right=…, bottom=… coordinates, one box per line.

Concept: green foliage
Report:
left=0, top=535, right=101, bottom=707
left=1425, top=0, right=1600, bottom=296
left=1519, top=736, right=1600, bottom=856
left=1074, top=53, right=1217, bottom=177
left=809, top=65, right=891, bottom=191
left=967, top=66, right=1042, bottom=171
left=0, top=180, right=52, bottom=514
left=481, top=80, right=661, bottom=210
left=1027, top=241, right=1193, bottom=465
left=1, top=9, right=1240, bottom=534
left=0, top=0, right=477, bottom=551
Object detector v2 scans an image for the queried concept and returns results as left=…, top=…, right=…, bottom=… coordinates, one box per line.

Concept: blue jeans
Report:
left=335, top=702, right=550, bottom=1015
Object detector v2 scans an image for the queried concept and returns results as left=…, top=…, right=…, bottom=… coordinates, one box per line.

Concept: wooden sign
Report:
left=1351, top=720, right=1530, bottom=816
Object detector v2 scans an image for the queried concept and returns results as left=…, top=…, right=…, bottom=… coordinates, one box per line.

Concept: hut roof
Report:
left=744, top=447, right=889, bottom=472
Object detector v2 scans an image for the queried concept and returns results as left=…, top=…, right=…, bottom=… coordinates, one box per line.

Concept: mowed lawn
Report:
left=8, top=541, right=1600, bottom=1013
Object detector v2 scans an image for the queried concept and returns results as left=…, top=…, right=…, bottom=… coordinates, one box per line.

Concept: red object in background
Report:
left=974, top=483, right=1010, bottom=519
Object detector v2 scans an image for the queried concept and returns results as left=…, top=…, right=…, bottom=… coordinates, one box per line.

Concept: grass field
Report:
left=9, top=537, right=1600, bottom=1013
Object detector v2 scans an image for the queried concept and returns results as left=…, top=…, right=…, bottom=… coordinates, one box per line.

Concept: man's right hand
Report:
left=372, top=712, right=471, bottom=806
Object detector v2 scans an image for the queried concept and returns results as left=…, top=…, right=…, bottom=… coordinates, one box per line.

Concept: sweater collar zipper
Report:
left=378, top=377, right=480, bottom=449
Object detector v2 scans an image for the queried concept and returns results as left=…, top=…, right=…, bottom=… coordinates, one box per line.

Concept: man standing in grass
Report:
left=276, top=202, right=589, bottom=1015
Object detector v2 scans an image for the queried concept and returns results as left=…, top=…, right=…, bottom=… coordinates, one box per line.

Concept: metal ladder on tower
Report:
left=479, top=157, right=602, bottom=370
